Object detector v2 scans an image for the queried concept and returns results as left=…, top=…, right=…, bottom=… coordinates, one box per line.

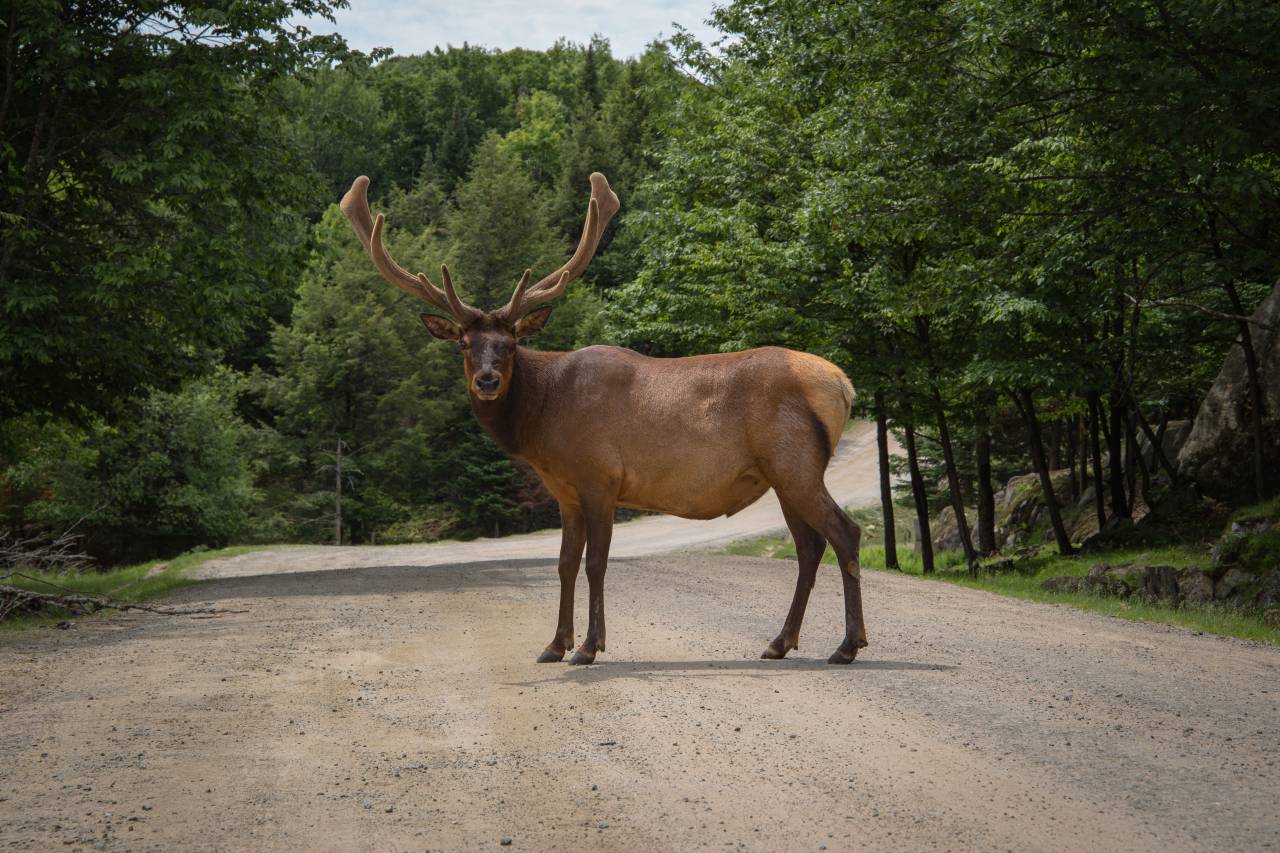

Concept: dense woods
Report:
left=2, top=0, right=1276, bottom=568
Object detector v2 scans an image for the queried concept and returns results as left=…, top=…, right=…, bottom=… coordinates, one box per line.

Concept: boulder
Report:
left=994, top=469, right=1076, bottom=546
left=1178, top=569, right=1215, bottom=604
left=1083, top=563, right=1185, bottom=602
left=1136, top=419, right=1192, bottom=474
left=1137, top=565, right=1181, bottom=602
left=1178, top=280, right=1280, bottom=502
left=932, top=505, right=977, bottom=554
left=1215, top=567, right=1253, bottom=600
left=1042, top=570, right=1130, bottom=598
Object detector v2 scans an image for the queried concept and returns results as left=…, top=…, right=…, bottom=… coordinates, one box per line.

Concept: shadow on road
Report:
left=512, top=657, right=956, bottom=685
left=175, top=559, right=559, bottom=603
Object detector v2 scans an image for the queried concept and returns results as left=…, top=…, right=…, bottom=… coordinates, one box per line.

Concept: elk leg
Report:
left=762, top=504, right=825, bottom=659
left=538, top=503, right=586, bottom=663
left=570, top=499, right=615, bottom=665
left=773, top=484, right=865, bottom=664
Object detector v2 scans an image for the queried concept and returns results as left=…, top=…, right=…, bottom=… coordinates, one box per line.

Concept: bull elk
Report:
left=340, top=173, right=867, bottom=664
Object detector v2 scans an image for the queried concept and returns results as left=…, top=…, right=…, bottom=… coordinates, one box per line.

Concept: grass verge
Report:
left=1, top=545, right=272, bottom=632
left=722, top=534, right=1280, bottom=645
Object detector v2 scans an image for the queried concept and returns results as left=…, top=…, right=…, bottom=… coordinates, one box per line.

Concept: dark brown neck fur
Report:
left=468, top=347, right=559, bottom=457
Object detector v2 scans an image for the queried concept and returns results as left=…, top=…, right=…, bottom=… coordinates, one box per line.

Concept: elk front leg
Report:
left=569, top=499, right=615, bottom=665
left=537, top=504, right=586, bottom=663
left=762, top=504, right=825, bottom=659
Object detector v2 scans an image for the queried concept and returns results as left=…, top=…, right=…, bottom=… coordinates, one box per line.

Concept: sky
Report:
left=304, top=0, right=724, bottom=59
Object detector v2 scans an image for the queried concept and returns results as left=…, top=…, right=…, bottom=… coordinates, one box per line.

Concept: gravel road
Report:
left=2, top=423, right=1278, bottom=852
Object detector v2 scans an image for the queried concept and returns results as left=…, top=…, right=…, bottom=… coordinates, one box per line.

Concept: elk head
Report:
left=340, top=174, right=619, bottom=401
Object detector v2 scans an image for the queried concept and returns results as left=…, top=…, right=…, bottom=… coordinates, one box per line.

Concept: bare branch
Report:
left=1125, top=293, right=1275, bottom=329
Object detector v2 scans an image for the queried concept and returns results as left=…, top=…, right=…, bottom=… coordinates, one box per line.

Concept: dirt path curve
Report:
left=196, top=421, right=891, bottom=580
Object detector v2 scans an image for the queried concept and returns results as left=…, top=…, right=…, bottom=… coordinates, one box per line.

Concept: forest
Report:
left=2, top=0, right=1277, bottom=575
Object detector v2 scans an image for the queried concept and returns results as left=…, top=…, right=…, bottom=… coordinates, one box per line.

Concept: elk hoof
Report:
left=760, top=637, right=792, bottom=660
left=827, top=638, right=859, bottom=665
left=568, top=649, right=596, bottom=665
left=536, top=646, right=565, bottom=663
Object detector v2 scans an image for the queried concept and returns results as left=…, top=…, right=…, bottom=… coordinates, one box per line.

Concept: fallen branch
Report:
left=0, top=584, right=247, bottom=623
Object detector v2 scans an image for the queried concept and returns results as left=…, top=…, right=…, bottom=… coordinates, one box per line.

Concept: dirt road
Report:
left=2, top=421, right=1279, bottom=851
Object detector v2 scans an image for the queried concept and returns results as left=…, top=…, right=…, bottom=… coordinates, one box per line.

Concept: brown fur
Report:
left=341, top=173, right=867, bottom=665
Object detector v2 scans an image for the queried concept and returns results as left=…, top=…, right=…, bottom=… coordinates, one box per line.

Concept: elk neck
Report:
left=467, top=346, right=559, bottom=457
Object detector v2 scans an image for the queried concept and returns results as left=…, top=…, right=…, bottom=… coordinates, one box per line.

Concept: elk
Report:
left=340, top=173, right=866, bottom=664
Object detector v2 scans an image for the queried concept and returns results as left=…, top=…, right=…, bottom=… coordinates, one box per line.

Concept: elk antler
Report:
left=498, top=172, right=619, bottom=320
left=340, top=176, right=481, bottom=323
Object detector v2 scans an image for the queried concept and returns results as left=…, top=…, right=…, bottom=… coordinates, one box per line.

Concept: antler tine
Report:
left=439, top=264, right=480, bottom=321
left=340, top=176, right=479, bottom=322
left=502, top=269, right=533, bottom=320
left=509, top=172, right=619, bottom=313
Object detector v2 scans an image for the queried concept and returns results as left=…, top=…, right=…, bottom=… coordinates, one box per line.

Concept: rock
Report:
left=932, top=505, right=977, bottom=554
left=981, top=558, right=1019, bottom=575
left=1136, top=565, right=1181, bottom=602
left=1178, top=569, right=1215, bottom=604
left=1136, top=419, right=1192, bottom=474
left=1040, top=574, right=1129, bottom=597
left=1178, top=280, right=1280, bottom=502
left=1256, top=571, right=1280, bottom=609
left=995, top=469, right=1076, bottom=547
left=1264, top=608, right=1280, bottom=628
left=500, top=838, right=513, bottom=846
left=1041, top=576, right=1085, bottom=594
left=1215, top=567, right=1253, bottom=600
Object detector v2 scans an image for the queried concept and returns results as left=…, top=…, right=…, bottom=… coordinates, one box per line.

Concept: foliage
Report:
left=0, top=0, right=351, bottom=421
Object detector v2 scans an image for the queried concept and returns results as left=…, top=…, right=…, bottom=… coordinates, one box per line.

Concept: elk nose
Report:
left=474, top=372, right=501, bottom=393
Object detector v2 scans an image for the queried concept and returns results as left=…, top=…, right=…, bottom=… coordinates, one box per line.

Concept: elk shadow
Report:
left=514, top=657, right=957, bottom=686
left=173, top=558, right=559, bottom=604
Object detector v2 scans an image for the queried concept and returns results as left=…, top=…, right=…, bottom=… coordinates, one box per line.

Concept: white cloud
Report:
left=304, top=0, right=723, bottom=58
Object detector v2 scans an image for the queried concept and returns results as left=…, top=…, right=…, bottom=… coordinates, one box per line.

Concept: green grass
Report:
left=722, top=534, right=1280, bottom=645
left=1, top=544, right=273, bottom=631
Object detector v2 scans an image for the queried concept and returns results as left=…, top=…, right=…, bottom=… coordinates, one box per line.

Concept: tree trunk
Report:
left=1014, top=389, right=1073, bottom=555
left=874, top=392, right=900, bottom=571
left=904, top=424, right=935, bottom=575
left=1130, top=411, right=1153, bottom=508
left=1125, top=410, right=1139, bottom=516
left=1087, top=392, right=1107, bottom=532
left=1223, top=280, right=1269, bottom=501
left=931, top=390, right=978, bottom=574
left=975, top=429, right=996, bottom=556
left=1078, top=415, right=1090, bottom=492
left=1065, top=416, right=1079, bottom=500
left=334, top=437, right=343, bottom=546
left=1046, top=419, right=1062, bottom=471
left=1134, top=407, right=1178, bottom=483
left=1106, top=392, right=1130, bottom=520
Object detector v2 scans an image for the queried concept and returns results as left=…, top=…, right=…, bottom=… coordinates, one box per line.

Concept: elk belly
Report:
left=618, top=463, right=770, bottom=520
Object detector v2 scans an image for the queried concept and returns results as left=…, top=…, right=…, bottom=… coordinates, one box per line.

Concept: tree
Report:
left=0, top=1, right=349, bottom=421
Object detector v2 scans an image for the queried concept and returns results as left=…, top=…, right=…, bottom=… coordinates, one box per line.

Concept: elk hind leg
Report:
left=762, top=504, right=825, bottom=660
left=771, top=477, right=866, bottom=664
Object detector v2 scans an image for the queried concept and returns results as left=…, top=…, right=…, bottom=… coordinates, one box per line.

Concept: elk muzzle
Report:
left=473, top=370, right=502, bottom=399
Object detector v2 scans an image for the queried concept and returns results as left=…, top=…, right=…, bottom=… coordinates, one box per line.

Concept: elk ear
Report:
left=420, top=313, right=462, bottom=341
left=514, top=306, right=553, bottom=339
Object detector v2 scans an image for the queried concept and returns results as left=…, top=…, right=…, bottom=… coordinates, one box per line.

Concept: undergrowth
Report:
left=722, top=534, right=1279, bottom=645
left=1, top=545, right=271, bottom=631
